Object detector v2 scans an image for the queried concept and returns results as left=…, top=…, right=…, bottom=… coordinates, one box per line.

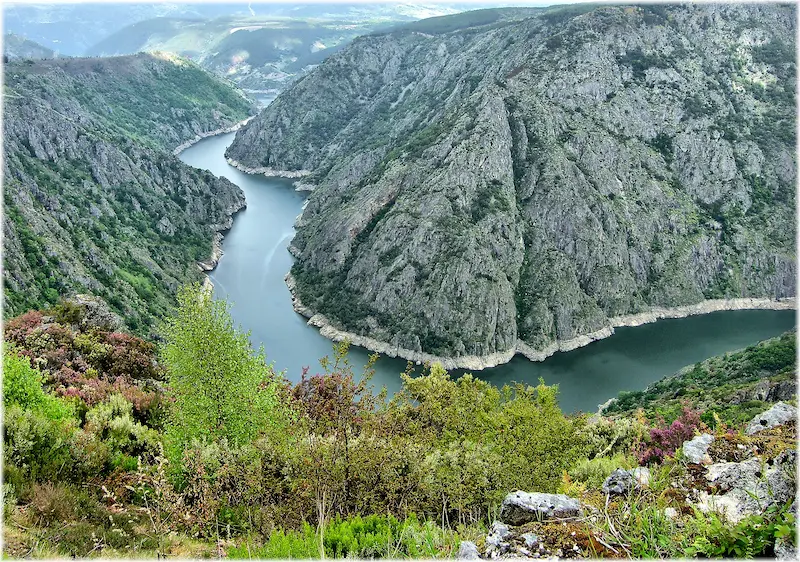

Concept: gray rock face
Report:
left=745, top=402, right=796, bottom=434
left=683, top=433, right=715, bottom=464
left=67, top=294, right=123, bottom=332
left=456, top=541, right=481, bottom=560
left=696, top=449, right=796, bottom=523
left=228, top=4, right=796, bottom=361
left=485, top=521, right=512, bottom=557
left=499, top=491, right=582, bottom=525
left=602, top=467, right=651, bottom=495
left=730, top=379, right=797, bottom=404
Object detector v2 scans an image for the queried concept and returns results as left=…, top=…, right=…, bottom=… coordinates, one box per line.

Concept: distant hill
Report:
left=3, top=33, right=56, bottom=60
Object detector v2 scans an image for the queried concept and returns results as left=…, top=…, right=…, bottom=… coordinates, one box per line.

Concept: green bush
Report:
left=3, top=405, right=78, bottom=482
left=568, top=453, right=637, bottom=489
left=229, top=523, right=320, bottom=559
left=160, top=284, right=291, bottom=458
left=3, top=346, right=72, bottom=420
left=685, top=502, right=796, bottom=557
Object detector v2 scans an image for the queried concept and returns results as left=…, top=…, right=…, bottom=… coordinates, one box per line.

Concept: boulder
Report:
left=683, top=433, right=714, bottom=464
left=745, top=402, right=796, bottom=435
left=484, top=521, right=512, bottom=557
left=65, top=294, right=123, bottom=332
left=456, top=541, right=481, bottom=560
left=602, top=469, right=635, bottom=495
left=630, top=467, right=651, bottom=488
left=499, top=491, right=582, bottom=525
left=696, top=451, right=796, bottom=523
left=521, top=533, right=539, bottom=549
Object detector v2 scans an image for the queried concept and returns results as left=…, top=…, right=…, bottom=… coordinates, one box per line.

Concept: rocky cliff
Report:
left=227, top=3, right=796, bottom=364
left=3, top=53, right=254, bottom=331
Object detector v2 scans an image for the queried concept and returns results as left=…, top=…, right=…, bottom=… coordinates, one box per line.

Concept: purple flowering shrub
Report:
left=636, top=406, right=704, bottom=465
left=4, top=310, right=164, bottom=423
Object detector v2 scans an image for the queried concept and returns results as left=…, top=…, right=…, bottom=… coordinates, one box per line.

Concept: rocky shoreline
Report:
left=285, top=272, right=796, bottom=371
left=172, top=115, right=257, bottom=155
left=225, top=157, right=312, bottom=181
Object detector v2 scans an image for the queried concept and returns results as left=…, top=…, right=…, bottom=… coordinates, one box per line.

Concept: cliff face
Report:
left=227, top=4, right=796, bottom=360
left=3, top=54, right=254, bottom=331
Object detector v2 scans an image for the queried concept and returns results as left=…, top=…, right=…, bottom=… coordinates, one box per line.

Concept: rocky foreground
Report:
left=458, top=403, right=797, bottom=560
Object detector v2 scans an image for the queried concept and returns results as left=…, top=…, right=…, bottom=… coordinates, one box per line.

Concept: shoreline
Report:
left=285, top=271, right=796, bottom=371
left=173, top=115, right=257, bottom=156
left=173, top=121, right=251, bottom=285
left=225, top=157, right=313, bottom=183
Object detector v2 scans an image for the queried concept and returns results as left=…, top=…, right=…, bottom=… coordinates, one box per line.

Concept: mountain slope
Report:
left=3, top=33, right=56, bottom=60
left=227, top=3, right=796, bottom=365
left=3, top=54, right=254, bottom=331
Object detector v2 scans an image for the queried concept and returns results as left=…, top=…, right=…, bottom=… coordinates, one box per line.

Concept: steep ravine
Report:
left=228, top=3, right=797, bottom=367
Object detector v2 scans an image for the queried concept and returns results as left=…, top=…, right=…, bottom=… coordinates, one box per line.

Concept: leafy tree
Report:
left=160, top=284, right=289, bottom=456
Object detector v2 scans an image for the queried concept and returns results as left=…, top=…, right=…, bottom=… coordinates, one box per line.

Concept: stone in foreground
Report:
left=499, top=491, right=582, bottom=525
left=745, top=402, right=796, bottom=435
left=683, top=433, right=715, bottom=464
left=602, top=469, right=635, bottom=495
left=456, top=541, right=481, bottom=560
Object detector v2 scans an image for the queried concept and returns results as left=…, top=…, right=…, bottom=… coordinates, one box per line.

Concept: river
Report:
left=178, top=129, right=795, bottom=414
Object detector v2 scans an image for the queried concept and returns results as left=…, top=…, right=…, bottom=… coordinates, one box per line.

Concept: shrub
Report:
left=568, top=453, right=637, bottom=490
left=28, top=482, right=79, bottom=526
left=228, top=523, right=319, bottom=559
left=3, top=346, right=72, bottom=420
left=161, top=284, right=291, bottom=457
left=685, top=502, right=796, bottom=557
left=636, top=406, right=703, bottom=465
left=3, top=405, right=78, bottom=482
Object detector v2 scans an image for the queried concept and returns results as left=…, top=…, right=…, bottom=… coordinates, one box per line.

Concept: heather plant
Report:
left=636, top=405, right=704, bottom=465
left=4, top=312, right=163, bottom=422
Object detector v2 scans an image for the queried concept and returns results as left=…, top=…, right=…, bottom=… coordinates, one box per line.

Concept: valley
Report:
left=1, top=3, right=797, bottom=560
left=178, top=131, right=794, bottom=414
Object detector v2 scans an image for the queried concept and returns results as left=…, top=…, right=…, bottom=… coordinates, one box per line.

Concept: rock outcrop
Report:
left=683, top=433, right=715, bottom=465
left=499, top=491, right=582, bottom=526
left=228, top=3, right=796, bottom=365
left=745, top=402, right=797, bottom=434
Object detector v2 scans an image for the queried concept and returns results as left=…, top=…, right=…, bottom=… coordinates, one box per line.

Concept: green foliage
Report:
left=161, top=284, right=289, bottom=456
left=83, top=394, right=160, bottom=460
left=229, top=523, right=320, bottom=559
left=568, top=453, right=636, bottom=489
left=3, top=405, right=78, bottom=482
left=230, top=515, right=460, bottom=559
left=3, top=346, right=72, bottom=420
left=685, top=502, right=796, bottom=558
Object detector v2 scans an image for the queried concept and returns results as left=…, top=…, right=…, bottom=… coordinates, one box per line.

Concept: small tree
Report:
left=160, top=284, right=287, bottom=458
